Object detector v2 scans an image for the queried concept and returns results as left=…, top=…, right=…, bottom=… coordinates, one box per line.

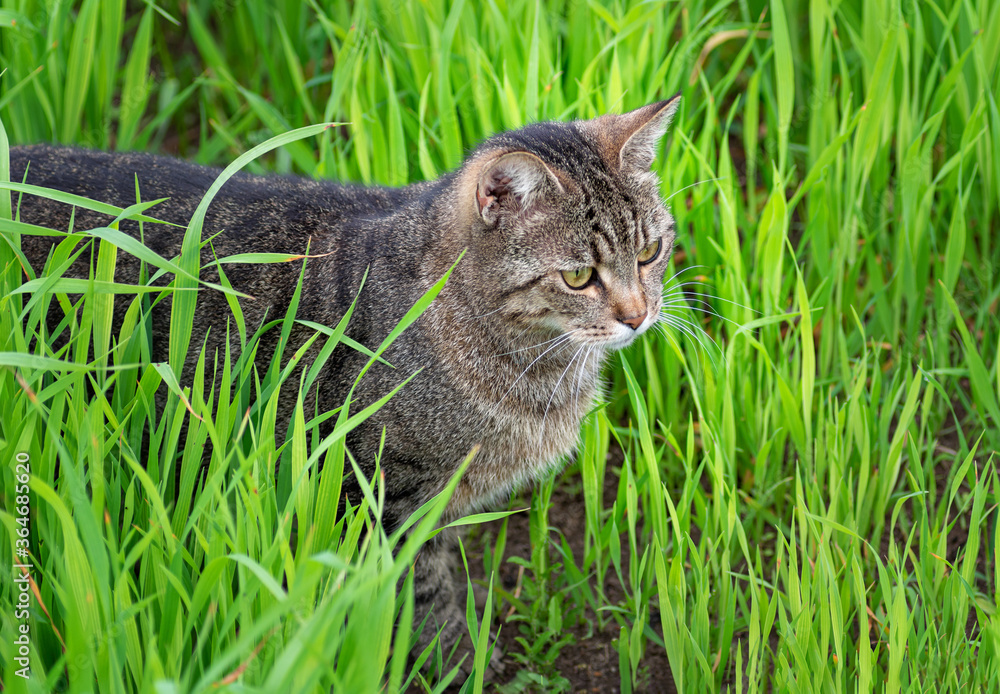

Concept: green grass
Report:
left=1, top=0, right=999, bottom=691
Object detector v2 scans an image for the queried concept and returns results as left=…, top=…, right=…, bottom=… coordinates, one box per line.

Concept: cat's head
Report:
left=461, top=96, right=681, bottom=351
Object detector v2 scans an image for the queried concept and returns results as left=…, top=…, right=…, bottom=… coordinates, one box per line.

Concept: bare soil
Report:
left=463, top=447, right=677, bottom=694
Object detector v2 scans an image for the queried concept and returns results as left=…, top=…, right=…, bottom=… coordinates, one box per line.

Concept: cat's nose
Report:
left=620, top=310, right=647, bottom=331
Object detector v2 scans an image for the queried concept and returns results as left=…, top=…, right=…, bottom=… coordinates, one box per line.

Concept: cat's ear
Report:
left=591, top=94, right=681, bottom=171
left=476, top=151, right=564, bottom=225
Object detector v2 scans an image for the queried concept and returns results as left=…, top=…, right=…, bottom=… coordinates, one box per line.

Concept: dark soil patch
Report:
left=461, top=446, right=676, bottom=694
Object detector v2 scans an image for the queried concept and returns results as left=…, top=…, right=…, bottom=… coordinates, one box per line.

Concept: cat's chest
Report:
left=446, top=380, right=598, bottom=517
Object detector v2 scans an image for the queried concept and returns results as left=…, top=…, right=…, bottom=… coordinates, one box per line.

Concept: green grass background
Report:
left=1, top=0, right=998, bottom=691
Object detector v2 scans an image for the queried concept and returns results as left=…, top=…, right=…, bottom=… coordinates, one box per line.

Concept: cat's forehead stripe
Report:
left=590, top=221, right=615, bottom=261
left=633, top=206, right=647, bottom=249
left=589, top=237, right=604, bottom=265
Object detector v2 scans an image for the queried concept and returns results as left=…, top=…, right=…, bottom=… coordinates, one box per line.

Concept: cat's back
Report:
left=9, top=144, right=414, bottom=240
left=12, top=145, right=223, bottom=212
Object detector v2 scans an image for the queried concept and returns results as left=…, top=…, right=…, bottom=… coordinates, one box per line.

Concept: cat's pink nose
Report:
left=621, top=311, right=647, bottom=330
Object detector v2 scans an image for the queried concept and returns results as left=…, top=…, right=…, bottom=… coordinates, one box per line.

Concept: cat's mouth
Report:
left=595, top=318, right=653, bottom=350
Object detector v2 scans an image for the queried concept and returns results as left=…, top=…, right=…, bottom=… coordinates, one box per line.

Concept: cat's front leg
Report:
left=410, top=529, right=465, bottom=668
left=408, top=528, right=504, bottom=683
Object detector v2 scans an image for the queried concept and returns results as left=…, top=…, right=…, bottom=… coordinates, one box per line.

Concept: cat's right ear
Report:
left=476, top=152, right=564, bottom=225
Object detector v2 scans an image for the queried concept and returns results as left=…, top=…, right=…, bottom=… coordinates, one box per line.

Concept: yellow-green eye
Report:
left=637, top=239, right=662, bottom=265
left=561, top=266, right=593, bottom=289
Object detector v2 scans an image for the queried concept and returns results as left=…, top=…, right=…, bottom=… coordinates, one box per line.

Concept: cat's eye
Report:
left=637, top=239, right=662, bottom=265
left=561, top=267, right=594, bottom=289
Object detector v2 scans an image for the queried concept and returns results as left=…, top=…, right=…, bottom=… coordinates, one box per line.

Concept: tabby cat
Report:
left=11, top=94, right=681, bottom=661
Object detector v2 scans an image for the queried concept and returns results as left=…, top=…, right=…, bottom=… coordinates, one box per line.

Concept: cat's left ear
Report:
left=476, top=151, right=565, bottom=225
left=596, top=94, right=682, bottom=171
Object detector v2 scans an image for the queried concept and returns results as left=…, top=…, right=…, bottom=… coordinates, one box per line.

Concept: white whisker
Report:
left=572, top=345, right=595, bottom=415
left=659, top=314, right=726, bottom=368
left=651, top=321, right=688, bottom=359
left=490, top=331, right=578, bottom=415
left=662, top=289, right=759, bottom=315
left=660, top=301, right=743, bottom=328
left=497, top=329, right=582, bottom=358
left=661, top=280, right=725, bottom=296
left=659, top=314, right=707, bottom=348
left=660, top=283, right=723, bottom=300
left=661, top=264, right=708, bottom=286
left=539, top=344, right=587, bottom=445
left=468, top=305, right=506, bottom=320
left=664, top=178, right=727, bottom=203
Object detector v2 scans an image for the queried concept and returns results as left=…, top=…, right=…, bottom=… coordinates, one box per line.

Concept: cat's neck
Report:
left=423, top=288, right=607, bottom=417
